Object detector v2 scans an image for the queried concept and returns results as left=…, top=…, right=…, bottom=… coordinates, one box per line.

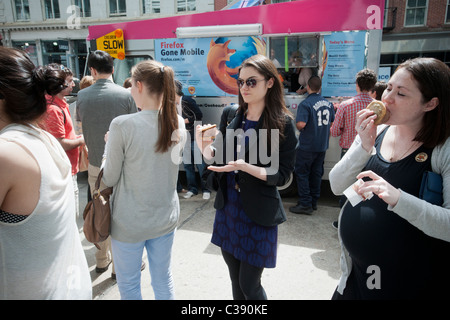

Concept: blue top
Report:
left=296, top=93, right=335, bottom=152
left=211, top=118, right=278, bottom=268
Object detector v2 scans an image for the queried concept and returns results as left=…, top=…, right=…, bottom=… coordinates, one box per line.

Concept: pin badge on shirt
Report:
left=415, top=152, right=428, bottom=162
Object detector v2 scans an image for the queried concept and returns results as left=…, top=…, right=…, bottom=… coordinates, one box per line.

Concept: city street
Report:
left=76, top=171, right=342, bottom=300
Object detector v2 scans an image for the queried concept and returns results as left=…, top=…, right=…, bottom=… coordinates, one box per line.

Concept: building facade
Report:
left=220, top=0, right=450, bottom=72
left=0, top=0, right=215, bottom=78
left=1, top=0, right=448, bottom=79
left=381, top=0, right=450, bottom=72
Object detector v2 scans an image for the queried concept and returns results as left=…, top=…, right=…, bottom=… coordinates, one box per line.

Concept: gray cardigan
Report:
left=329, top=125, right=450, bottom=294
left=102, top=110, right=186, bottom=243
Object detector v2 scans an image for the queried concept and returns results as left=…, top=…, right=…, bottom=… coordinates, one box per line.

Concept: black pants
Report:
left=221, top=249, right=267, bottom=300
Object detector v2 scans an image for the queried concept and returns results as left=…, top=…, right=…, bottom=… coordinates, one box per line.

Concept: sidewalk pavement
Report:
left=76, top=171, right=342, bottom=300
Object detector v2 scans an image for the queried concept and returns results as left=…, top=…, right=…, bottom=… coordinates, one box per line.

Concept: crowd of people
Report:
left=1, top=45, right=449, bottom=300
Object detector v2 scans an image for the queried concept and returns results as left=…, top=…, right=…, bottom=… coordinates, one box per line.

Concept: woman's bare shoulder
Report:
left=0, top=139, right=40, bottom=176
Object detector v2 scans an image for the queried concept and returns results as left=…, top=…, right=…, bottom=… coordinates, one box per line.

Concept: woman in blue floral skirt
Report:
left=196, top=55, right=297, bottom=299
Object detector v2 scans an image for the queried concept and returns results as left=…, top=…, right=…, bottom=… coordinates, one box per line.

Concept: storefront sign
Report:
left=378, top=67, right=391, bottom=82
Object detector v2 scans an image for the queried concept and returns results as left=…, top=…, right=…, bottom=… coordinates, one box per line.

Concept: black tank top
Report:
left=339, top=126, right=450, bottom=299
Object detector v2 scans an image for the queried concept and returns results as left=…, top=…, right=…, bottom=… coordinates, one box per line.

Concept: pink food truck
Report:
left=87, top=0, right=385, bottom=195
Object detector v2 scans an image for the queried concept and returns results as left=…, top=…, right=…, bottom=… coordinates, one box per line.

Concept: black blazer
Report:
left=207, top=111, right=297, bottom=226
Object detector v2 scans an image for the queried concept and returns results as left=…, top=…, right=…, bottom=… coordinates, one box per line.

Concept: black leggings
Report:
left=221, top=249, right=267, bottom=300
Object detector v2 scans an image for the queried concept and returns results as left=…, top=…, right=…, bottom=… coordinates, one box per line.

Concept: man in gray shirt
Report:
left=77, top=50, right=137, bottom=276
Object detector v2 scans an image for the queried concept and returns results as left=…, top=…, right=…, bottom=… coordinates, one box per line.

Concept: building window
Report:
left=381, top=51, right=450, bottom=72
left=446, top=0, right=450, bottom=24
left=113, top=56, right=153, bottom=87
left=42, top=40, right=69, bottom=66
left=384, top=0, right=389, bottom=28
left=269, top=36, right=319, bottom=93
left=71, top=40, right=88, bottom=80
left=143, top=0, right=160, bottom=14
left=14, top=0, right=30, bottom=21
left=177, top=0, right=196, bottom=12
left=44, top=0, right=60, bottom=19
left=13, top=41, right=38, bottom=65
left=109, top=0, right=126, bottom=16
left=74, top=0, right=91, bottom=17
left=404, top=0, right=427, bottom=27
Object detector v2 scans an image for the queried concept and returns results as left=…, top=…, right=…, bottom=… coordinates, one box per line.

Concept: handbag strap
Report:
left=93, top=169, right=113, bottom=199
left=95, top=169, right=104, bottom=190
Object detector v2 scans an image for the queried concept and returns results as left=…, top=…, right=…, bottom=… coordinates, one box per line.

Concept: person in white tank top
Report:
left=0, top=47, right=91, bottom=300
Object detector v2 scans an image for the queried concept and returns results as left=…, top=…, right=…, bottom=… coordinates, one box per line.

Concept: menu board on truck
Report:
left=321, top=31, right=367, bottom=98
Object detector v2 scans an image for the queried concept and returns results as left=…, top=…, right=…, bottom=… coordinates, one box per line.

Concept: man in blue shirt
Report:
left=290, top=76, right=335, bottom=215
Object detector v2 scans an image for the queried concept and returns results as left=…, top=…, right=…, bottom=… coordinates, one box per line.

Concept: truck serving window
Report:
left=270, top=36, right=319, bottom=94
left=113, top=55, right=153, bottom=86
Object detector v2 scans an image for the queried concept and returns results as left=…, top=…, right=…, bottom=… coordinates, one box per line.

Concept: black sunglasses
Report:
left=237, top=78, right=266, bottom=89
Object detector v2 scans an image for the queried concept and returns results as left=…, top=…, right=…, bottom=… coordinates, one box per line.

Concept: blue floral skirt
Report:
left=211, top=172, right=278, bottom=268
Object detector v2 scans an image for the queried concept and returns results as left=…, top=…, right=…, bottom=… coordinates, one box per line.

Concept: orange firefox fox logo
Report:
left=206, top=39, right=240, bottom=95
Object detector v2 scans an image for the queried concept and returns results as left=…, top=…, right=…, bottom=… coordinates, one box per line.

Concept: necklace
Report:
left=389, top=126, right=420, bottom=162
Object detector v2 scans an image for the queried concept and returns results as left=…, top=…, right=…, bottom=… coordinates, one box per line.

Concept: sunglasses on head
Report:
left=236, top=78, right=266, bottom=89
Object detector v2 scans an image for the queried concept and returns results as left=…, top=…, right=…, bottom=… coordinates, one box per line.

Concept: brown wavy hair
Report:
left=397, top=58, right=450, bottom=148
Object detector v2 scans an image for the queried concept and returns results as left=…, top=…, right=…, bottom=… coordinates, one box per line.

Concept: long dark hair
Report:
left=237, top=54, right=292, bottom=141
left=0, top=47, right=48, bottom=124
left=131, top=60, right=179, bottom=153
left=398, top=58, right=450, bottom=147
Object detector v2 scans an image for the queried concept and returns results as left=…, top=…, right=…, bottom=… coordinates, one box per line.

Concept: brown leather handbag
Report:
left=83, top=169, right=113, bottom=249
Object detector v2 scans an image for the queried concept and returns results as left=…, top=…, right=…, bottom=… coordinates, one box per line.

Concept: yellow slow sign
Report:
left=96, top=29, right=125, bottom=60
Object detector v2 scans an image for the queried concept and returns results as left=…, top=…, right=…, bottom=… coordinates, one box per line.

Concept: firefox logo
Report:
left=206, top=36, right=266, bottom=95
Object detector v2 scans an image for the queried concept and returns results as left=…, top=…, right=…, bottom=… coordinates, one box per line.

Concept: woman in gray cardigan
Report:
left=102, top=60, right=186, bottom=300
left=329, top=57, right=450, bottom=299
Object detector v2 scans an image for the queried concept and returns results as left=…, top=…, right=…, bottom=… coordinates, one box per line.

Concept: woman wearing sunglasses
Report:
left=196, top=54, right=297, bottom=299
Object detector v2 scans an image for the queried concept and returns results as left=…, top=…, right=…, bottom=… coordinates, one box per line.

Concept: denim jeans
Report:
left=294, top=149, right=326, bottom=207
left=111, top=230, right=175, bottom=300
left=183, top=140, right=209, bottom=194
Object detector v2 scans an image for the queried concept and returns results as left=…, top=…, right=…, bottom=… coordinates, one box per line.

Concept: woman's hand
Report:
left=195, top=124, right=219, bottom=159
left=208, top=159, right=247, bottom=173
left=355, top=109, right=378, bottom=153
left=356, top=170, right=401, bottom=207
left=208, top=160, right=267, bottom=182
